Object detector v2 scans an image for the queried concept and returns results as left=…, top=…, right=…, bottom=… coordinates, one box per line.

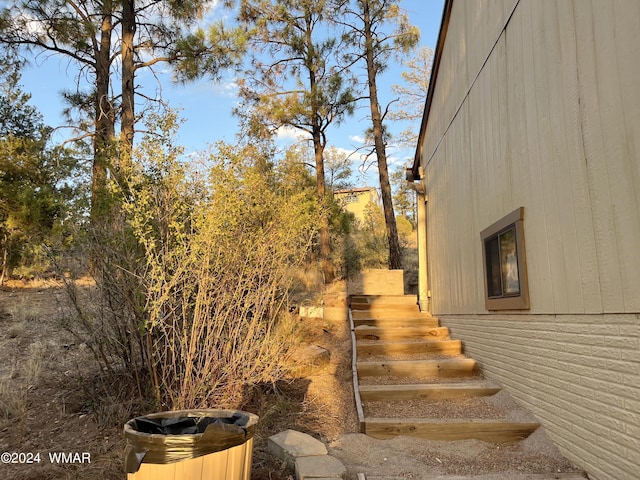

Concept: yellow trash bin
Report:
left=124, top=409, right=258, bottom=480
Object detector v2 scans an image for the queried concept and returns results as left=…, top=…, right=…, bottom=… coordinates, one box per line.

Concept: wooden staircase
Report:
left=350, top=294, right=540, bottom=442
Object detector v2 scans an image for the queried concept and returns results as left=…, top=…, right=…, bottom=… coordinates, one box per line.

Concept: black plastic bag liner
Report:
left=124, top=409, right=258, bottom=474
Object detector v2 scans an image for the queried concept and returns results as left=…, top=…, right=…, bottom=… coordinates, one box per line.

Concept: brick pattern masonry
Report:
left=438, top=313, right=640, bottom=480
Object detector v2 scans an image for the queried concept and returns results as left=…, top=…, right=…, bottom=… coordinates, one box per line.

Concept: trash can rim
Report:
left=124, top=408, right=259, bottom=440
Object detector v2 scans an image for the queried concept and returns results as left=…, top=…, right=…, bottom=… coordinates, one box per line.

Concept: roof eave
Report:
left=411, top=0, right=454, bottom=179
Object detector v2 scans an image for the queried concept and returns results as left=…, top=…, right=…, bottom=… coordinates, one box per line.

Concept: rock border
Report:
left=268, top=429, right=347, bottom=479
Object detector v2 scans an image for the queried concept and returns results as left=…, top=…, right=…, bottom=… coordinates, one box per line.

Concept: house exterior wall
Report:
left=418, top=1, right=640, bottom=478
left=333, top=188, right=379, bottom=224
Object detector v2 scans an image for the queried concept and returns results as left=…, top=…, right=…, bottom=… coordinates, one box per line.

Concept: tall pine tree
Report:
left=337, top=0, right=419, bottom=270
left=0, top=0, right=239, bottom=219
left=235, top=0, right=356, bottom=283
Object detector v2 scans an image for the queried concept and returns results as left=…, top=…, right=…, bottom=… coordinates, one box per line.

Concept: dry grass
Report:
left=0, top=377, right=25, bottom=429
left=0, top=340, right=46, bottom=437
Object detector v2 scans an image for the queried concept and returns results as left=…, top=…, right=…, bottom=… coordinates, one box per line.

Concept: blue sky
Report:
left=18, top=0, right=444, bottom=185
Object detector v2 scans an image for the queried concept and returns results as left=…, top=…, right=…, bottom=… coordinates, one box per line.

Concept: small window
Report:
left=480, top=207, right=529, bottom=310
left=343, top=193, right=358, bottom=204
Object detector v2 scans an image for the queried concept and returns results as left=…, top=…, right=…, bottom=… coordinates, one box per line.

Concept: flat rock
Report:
left=269, top=429, right=328, bottom=466
left=295, top=454, right=346, bottom=479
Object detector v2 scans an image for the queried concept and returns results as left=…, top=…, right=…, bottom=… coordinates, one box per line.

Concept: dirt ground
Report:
left=0, top=279, right=584, bottom=480
left=0, top=278, right=356, bottom=480
left=0, top=279, right=125, bottom=480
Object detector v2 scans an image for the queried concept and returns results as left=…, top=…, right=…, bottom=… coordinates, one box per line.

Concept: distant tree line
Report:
left=0, top=0, right=432, bottom=280
left=0, top=1, right=434, bottom=413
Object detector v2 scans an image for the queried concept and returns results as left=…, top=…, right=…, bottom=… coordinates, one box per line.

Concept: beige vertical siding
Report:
left=423, top=0, right=640, bottom=315
left=420, top=0, right=640, bottom=478
left=425, top=0, right=518, bottom=170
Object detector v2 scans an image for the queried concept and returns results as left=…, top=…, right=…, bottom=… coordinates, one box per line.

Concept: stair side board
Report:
left=363, top=418, right=540, bottom=442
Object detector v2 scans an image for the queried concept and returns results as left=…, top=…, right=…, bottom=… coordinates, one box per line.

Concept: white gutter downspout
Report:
left=407, top=167, right=430, bottom=313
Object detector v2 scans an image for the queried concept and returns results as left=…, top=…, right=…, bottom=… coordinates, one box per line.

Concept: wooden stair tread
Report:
left=355, top=326, right=450, bottom=341
left=354, top=325, right=446, bottom=331
left=362, top=417, right=540, bottom=442
left=359, top=374, right=485, bottom=385
left=357, top=339, right=461, bottom=357
left=357, top=358, right=478, bottom=377
left=349, top=296, right=541, bottom=446
left=359, top=382, right=501, bottom=401
left=351, top=310, right=429, bottom=319
left=351, top=295, right=419, bottom=306
left=353, top=317, right=440, bottom=327
left=351, top=305, right=421, bottom=313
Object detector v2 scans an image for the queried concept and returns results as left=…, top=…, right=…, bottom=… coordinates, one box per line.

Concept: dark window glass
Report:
left=485, top=236, right=502, bottom=297
left=485, top=226, right=520, bottom=298
left=499, top=228, right=520, bottom=295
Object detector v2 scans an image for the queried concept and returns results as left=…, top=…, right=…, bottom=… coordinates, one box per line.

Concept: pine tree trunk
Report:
left=121, top=0, right=135, bottom=158
left=92, top=3, right=116, bottom=220
left=313, top=137, right=335, bottom=283
left=121, top=0, right=136, bottom=161
left=363, top=0, right=402, bottom=270
left=306, top=8, right=334, bottom=284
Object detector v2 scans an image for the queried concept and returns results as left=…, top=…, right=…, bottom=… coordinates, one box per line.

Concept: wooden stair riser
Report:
left=362, top=419, right=540, bottom=442
left=355, top=326, right=450, bottom=341
left=351, top=308, right=423, bottom=319
left=358, top=383, right=501, bottom=402
left=351, top=305, right=420, bottom=314
left=352, top=317, right=440, bottom=328
left=350, top=295, right=418, bottom=307
left=357, top=358, right=478, bottom=378
left=357, top=339, right=462, bottom=357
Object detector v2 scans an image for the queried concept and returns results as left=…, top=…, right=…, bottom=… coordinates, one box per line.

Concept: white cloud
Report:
left=200, top=1, right=223, bottom=24
left=18, top=13, right=47, bottom=37
left=386, top=155, right=404, bottom=167
left=349, top=134, right=366, bottom=144
left=211, top=79, right=239, bottom=97
left=326, top=146, right=356, bottom=160
left=276, top=125, right=309, bottom=142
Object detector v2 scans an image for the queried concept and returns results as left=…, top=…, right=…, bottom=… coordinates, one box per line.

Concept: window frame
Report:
left=480, top=207, right=530, bottom=311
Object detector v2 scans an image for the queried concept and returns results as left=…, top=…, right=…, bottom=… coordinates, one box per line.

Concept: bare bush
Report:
left=64, top=115, right=317, bottom=412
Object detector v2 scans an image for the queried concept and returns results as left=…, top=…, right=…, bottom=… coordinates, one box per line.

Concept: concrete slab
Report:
left=268, top=429, right=328, bottom=467
left=348, top=269, right=404, bottom=296
left=295, top=454, right=346, bottom=479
